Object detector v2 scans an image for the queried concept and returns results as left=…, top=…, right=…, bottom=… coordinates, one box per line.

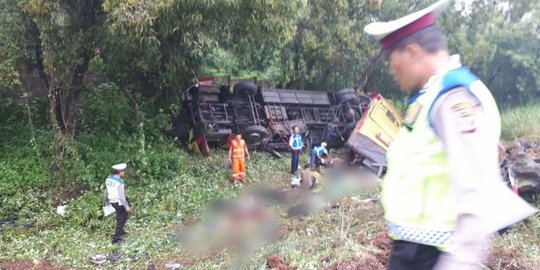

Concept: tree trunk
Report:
left=48, top=55, right=90, bottom=173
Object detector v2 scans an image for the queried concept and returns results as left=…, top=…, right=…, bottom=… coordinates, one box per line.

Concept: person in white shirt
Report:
left=104, top=163, right=130, bottom=244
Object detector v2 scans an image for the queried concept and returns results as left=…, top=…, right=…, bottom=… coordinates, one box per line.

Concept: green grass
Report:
left=2, top=100, right=540, bottom=269
left=0, top=127, right=295, bottom=269
left=489, top=215, right=540, bottom=270
left=501, top=101, right=540, bottom=141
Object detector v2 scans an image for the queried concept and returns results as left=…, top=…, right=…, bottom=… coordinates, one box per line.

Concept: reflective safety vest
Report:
left=290, top=134, right=303, bottom=150
left=314, top=146, right=327, bottom=157
left=231, top=139, right=246, bottom=159
left=382, top=66, right=500, bottom=249
left=106, top=175, right=124, bottom=204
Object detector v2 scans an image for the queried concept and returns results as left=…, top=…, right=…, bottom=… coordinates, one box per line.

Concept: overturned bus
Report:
left=171, top=78, right=403, bottom=174
left=171, top=80, right=371, bottom=156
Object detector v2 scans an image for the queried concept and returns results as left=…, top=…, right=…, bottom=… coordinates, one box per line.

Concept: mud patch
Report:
left=45, top=184, right=87, bottom=206
left=371, top=232, right=392, bottom=267
left=154, top=254, right=199, bottom=270
left=327, top=232, right=391, bottom=270
left=266, top=254, right=292, bottom=270
left=486, top=249, right=537, bottom=270
left=326, top=254, right=385, bottom=270
left=0, top=259, right=64, bottom=270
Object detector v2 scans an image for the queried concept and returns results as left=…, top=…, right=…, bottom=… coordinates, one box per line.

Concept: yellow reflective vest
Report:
left=382, top=66, right=499, bottom=249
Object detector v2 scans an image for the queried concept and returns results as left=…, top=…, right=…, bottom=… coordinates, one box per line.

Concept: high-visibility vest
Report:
left=290, top=134, right=303, bottom=150
left=231, top=139, right=246, bottom=159
left=106, top=175, right=124, bottom=204
left=314, top=146, right=327, bottom=157
left=382, top=66, right=501, bottom=249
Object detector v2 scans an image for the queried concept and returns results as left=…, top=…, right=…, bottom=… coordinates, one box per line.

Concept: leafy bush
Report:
left=77, top=83, right=136, bottom=136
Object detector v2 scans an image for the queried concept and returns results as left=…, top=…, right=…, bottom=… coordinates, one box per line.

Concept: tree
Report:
left=274, top=0, right=383, bottom=91
left=0, top=0, right=106, bottom=173
left=101, top=0, right=300, bottom=106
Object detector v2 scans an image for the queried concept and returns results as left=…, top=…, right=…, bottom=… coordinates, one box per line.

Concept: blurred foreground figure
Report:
left=364, top=0, right=537, bottom=269
left=176, top=197, right=279, bottom=267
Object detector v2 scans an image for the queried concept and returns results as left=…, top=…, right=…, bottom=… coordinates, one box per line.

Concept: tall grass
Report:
left=500, top=101, right=540, bottom=141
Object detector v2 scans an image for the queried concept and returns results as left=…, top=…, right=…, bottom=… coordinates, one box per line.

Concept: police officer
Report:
left=363, top=1, right=537, bottom=269
left=104, top=163, right=131, bottom=244
left=307, top=142, right=329, bottom=170
left=289, top=126, right=303, bottom=175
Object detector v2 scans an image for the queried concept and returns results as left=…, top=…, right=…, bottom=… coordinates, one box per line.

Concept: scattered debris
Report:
left=128, top=252, right=149, bottom=262
left=90, top=255, right=107, bottom=266
left=502, top=140, right=540, bottom=202
left=165, top=263, right=182, bottom=270
left=56, top=205, right=67, bottom=216
left=0, top=216, right=33, bottom=228
left=106, top=253, right=121, bottom=262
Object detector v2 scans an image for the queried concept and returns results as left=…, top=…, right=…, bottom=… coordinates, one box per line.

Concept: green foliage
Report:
left=500, top=101, right=540, bottom=141
left=0, top=60, right=21, bottom=92
left=98, top=0, right=301, bottom=108
left=253, top=0, right=382, bottom=90
left=0, top=127, right=290, bottom=268
left=78, top=84, right=136, bottom=136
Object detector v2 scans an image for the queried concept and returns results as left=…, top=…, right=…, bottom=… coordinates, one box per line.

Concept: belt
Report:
left=386, top=221, right=454, bottom=247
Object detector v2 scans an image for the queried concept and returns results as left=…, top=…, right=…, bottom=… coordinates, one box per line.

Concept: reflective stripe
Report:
left=383, top=59, right=491, bottom=250
left=231, top=139, right=246, bottom=158
left=386, top=221, right=454, bottom=247
left=290, top=134, right=303, bottom=149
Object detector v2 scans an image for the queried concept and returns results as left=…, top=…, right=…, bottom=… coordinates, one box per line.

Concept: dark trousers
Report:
left=307, top=149, right=322, bottom=169
left=388, top=240, right=441, bottom=270
left=111, top=202, right=128, bottom=242
left=291, top=149, right=301, bottom=174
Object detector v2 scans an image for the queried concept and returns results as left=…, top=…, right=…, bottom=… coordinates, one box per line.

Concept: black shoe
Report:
left=112, top=239, right=124, bottom=245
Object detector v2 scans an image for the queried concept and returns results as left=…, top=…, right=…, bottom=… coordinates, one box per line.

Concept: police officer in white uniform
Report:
left=363, top=1, right=537, bottom=269
left=104, top=163, right=131, bottom=244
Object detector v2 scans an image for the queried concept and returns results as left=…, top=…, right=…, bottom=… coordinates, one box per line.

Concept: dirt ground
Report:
left=0, top=260, right=64, bottom=270
left=43, top=184, right=87, bottom=206
left=486, top=249, right=539, bottom=270
left=326, top=231, right=391, bottom=270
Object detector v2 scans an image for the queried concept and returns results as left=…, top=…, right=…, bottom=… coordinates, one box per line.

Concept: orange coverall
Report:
left=229, top=139, right=249, bottom=183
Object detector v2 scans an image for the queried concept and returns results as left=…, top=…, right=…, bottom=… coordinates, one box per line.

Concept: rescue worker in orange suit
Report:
left=229, top=134, right=250, bottom=185
left=364, top=0, right=537, bottom=269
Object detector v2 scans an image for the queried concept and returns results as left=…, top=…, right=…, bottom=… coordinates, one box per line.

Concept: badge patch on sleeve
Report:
left=451, top=102, right=480, bottom=133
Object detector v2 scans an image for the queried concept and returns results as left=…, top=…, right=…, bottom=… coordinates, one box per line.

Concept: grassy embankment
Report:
left=1, top=101, right=539, bottom=269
